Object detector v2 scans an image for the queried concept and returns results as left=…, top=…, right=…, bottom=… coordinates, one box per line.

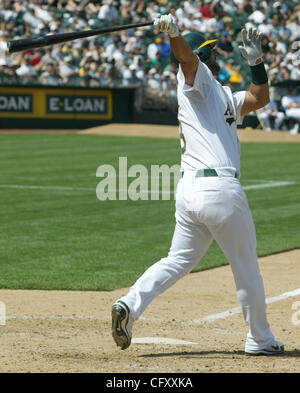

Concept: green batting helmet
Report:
left=170, top=32, right=218, bottom=66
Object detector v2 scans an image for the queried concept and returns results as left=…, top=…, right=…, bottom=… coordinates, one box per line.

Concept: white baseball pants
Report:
left=120, top=169, right=275, bottom=351
left=258, top=111, right=285, bottom=130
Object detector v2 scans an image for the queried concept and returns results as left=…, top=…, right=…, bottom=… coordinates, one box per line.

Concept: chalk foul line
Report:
left=0, top=181, right=296, bottom=194
left=5, top=288, right=300, bottom=327
left=188, top=287, right=300, bottom=326
left=243, top=181, right=295, bottom=190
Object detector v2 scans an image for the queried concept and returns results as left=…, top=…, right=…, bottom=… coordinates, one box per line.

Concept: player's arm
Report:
left=169, top=36, right=198, bottom=86
left=241, top=82, right=269, bottom=116
left=238, top=28, right=270, bottom=116
left=153, top=14, right=198, bottom=86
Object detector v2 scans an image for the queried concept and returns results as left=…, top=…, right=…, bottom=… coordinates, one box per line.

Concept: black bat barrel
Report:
left=7, top=21, right=153, bottom=53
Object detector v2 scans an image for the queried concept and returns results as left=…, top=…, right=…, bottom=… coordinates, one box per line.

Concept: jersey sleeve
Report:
left=232, top=90, right=246, bottom=125
left=177, top=57, right=214, bottom=98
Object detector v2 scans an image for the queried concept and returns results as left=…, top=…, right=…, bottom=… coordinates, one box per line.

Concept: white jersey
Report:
left=177, top=58, right=246, bottom=174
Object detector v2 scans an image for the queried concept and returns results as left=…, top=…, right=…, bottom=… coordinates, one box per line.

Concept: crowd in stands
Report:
left=0, top=0, right=299, bottom=130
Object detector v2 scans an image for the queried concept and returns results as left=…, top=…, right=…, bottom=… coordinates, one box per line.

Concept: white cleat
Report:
left=245, top=341, right=284, bottom=356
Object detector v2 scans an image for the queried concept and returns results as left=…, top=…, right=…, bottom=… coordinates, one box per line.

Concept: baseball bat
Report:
left=7, top=21, right=153, bottom=54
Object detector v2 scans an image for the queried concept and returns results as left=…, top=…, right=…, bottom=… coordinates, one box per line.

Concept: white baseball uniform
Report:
left=119, top=58, right=275, bottom=352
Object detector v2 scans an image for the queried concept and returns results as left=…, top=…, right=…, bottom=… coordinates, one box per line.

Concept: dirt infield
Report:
left=2, top=124, right=300, bottom=143
left=0, top=124, right=299, bottom=373
left=0, top=250, right=299, bottom=373
left=79, top=123, right=300, bottom=143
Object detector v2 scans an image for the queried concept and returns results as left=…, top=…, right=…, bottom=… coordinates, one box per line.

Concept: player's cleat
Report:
left=245, top=341, right=284, bottom=356
left=111, top=300, right=133, bottom=350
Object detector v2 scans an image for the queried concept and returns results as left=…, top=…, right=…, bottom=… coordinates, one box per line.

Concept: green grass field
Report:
left=0, top=132, right=299, bottom=290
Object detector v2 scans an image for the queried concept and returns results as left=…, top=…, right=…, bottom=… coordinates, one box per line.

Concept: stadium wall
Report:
left=1, top=81, right=298, bottom=129
left=0, top=85, right=135, bottom=129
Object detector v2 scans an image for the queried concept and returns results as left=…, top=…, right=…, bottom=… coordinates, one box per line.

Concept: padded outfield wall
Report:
left=0, top=85, right=136, bottom=129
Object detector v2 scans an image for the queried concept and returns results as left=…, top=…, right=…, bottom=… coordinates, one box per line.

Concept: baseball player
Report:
left=111, top=14, right=284, bottom=356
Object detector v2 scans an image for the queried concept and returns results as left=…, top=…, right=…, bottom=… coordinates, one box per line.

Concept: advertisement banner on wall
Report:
left=0, top=87, right=113, bottom=120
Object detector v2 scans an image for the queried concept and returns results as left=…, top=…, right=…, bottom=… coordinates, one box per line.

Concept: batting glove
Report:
left=153, top=13, right=179, bottom=39
left=238, top=27, right=263, bottom=66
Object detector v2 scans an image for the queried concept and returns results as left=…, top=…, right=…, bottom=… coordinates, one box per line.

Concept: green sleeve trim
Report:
left=250, top=62, right=268, bottom=85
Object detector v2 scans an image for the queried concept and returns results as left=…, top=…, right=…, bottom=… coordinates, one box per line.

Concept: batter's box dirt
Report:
left=0, top=250, right=299, bottom=373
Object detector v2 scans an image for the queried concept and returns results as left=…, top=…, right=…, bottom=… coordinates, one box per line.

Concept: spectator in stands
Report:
left=232, top=6, right=249, bottom=35
left=205, top=11, right=224, bottom=33
left=0, top=0, right=299, bottom=116
left=183, top=0, right=200, bottom=16
left=189, top=12, right=205, bottom=33
left=268, top=16, right=282, bottom=40
left=112, top=43, right=127, bottom=66
left=291, top=61, right=300, bottom=81
left=257, top=100, right=285, bottom=132
left=174, top=3, right=186, bottom=28
left=216, top=32, right=234, bottom=58
left=274, top=0, right=288, bottom=15
left=0, top=31, right=8, bottom=66
left=155, top=36, right=171, bottom=66
left=278, top=65, right=291, bottom=81
left=161, top=69, right=177, bottom=100
left=217, top=62, right=231, bottom=85
left=147, top=38, right=160, bottom=60
left=122, top=63, right=142, bottom=86
left=200, top=0, right=214, bottom=19
left=150, top=50, right=164, bottom=69
left=281, top=89, right=300, bottom=134
left=268, top=2, right=285, bottom=24
left=39, top=62, right=60, bottom=86
left=287, top=15, right=300, bottom=42
left=147, top=67, right=161, bottom=92
left=105, top=37, right=122, bottom=61
left=248, top=5, right=265, bottom=25
left=58, top=56, right=77, bottom=83
left=98, top=0, right=119, bottom=21
left=107, top=58, right=122, bottom=87
left=23, top=6, right=45, bottom=32
left=15, top=55, right=36, bottom=79
left=224, top=58, right=243, bottom=84
left=261, top=36, right=272, bottom=55
left=98, top=66, right=110, bottom=86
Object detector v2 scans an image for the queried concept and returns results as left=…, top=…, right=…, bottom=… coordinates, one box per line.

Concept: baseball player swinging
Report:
left=111, top=14, right=284, bottom=355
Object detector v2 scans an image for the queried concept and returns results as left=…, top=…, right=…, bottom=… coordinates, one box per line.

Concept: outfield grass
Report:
left=0, top=133, right=299, bottom=290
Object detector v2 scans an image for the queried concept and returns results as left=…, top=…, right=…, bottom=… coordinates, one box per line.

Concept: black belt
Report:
left=181, top=169, right=239, bottom=178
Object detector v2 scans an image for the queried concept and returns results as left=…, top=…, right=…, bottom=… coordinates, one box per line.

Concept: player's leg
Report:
left=118, top=218, right=213, bottom=321
left=285, top=109, right=300, bottom=134
left=209, top=180, right=276, bottom=352
left=258, top=112, right=271, bottom=130
left=274, top=112, right=284, bottom=130
left=112, top=178, right=213, bottom=349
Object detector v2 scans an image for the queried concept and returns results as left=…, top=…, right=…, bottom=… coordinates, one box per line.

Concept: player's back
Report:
left=177, top=59, right=245, bottom=174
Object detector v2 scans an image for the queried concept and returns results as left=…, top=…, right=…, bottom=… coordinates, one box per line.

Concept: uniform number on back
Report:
left=179, top=122, right=186, bottom=155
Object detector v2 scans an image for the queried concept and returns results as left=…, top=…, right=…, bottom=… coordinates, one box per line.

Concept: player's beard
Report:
left=205, top=58, right=221, bottom=77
